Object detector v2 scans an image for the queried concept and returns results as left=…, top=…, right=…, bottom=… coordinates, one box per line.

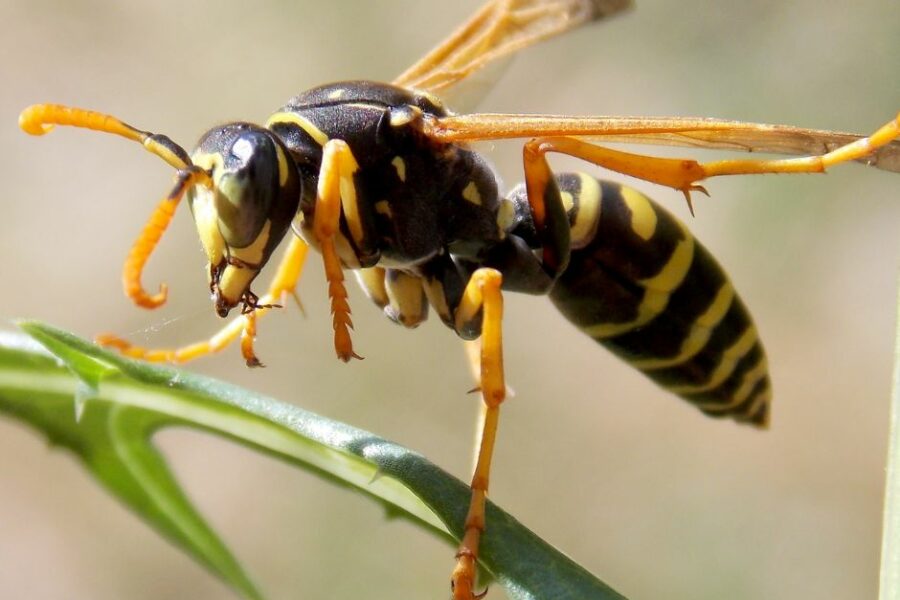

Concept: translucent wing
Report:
left=393, top=0, right=632, bottom=100
left=424, top=113, right=900, bottom=173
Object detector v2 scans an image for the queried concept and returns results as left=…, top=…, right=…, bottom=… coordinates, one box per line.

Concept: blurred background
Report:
left=1, top=1, right=899, bottom=598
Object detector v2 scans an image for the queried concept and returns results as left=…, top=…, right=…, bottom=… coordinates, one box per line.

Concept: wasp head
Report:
left=188, top=123, right=301, bottom=317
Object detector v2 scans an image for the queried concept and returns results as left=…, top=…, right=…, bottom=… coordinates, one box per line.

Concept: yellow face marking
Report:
left=569, top=174, right=602, bottom=249
left=375, top=200, right=393, bottom=218
left=621, top=186, right=657, bottom=241
left=214, top=220, right=272, bottom=305
left=191, top=151, right=224, bottom=178
left=462, top=181, right=482, bottom=206
left=392, top=156, right=407, bottom=182
left=632, top=283, right=735, bottom=370
left=229, top=220, right=271, bottom=266
left=266, top=112, right=329, bottom=147
left=668, top=326, right=759, bottom=395
left=275, top=144, right=289, bottom=186
left=217, top=265, right=259, bottom=306
left=190, top=183, right=227, bottom=267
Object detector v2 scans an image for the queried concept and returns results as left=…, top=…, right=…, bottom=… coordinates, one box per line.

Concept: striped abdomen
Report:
left=548, top=173, right=771, bottom=426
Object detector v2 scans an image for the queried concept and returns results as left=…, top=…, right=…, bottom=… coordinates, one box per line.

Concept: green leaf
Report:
left=0, top=322, right=627, bottom=600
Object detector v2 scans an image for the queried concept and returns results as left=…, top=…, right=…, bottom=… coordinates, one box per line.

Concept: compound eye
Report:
left=214, top=132, right=279, bottom=248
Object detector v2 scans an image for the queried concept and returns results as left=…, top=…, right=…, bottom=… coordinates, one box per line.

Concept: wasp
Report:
left=18, top=0, right=900, bottom=597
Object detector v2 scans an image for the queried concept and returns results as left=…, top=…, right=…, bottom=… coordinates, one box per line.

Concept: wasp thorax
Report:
left=188, top=123, right=301, bottom=317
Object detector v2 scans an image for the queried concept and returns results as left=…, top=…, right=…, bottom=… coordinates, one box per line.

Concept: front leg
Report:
left=314, top=139, right=364, bottom=361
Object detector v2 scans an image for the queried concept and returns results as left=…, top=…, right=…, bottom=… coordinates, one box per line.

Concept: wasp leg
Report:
left=354, top=267, right=389, bottom=309
left=315, top=139, right=363, bottom=361
left=450, top=268, right=504, bottom=600
left=518, top=141, right=573, bottom=276
left=700, top=113, right=900, bottom=177
left=524, top=137, right=714, bottom=214
left=523, top=115, right=900, bottom=214
left=354, top=266, right=431, bottom=328
left=96, top=236, right=309, bottom=364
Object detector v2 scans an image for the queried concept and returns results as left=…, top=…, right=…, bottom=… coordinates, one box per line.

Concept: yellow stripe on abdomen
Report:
left=548, top=175, right=771, bottom=426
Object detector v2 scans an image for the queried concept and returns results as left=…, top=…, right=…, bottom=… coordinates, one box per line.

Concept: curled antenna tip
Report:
left=19, top=106, right=54, bottom=136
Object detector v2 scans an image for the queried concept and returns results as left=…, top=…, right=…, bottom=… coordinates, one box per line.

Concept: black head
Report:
left=189, top=123, right=301, bottom=316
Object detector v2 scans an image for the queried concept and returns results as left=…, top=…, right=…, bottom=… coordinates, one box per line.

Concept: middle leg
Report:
left=450, top=267, right=505, bottom=600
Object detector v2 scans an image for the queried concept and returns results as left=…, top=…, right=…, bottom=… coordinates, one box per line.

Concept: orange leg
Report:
left=523, top=112, right=900, bottom=214
left=450, top=268, right=505, bottom=600
left=314, top=139, right=363, bottom=361
left=96, top=236, right=309, bottom=365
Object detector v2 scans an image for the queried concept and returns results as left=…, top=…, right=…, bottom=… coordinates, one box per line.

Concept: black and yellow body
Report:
left=204, top=80, right=769, bottom=425
left=19, top=1, right=900, bottom=597
left=535, top=176, right=770, bottom=425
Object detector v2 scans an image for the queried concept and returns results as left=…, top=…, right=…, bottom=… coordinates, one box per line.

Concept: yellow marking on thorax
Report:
left=415, top=89, right=445, bottom=111
left=496, top=198, right=516, bottom=234
left=266, top=112, right=329, bottom=146
left=375, top=200, right=393, bottom=218
left=389, top=105, right=423, bottom=127
left=621, top=186, right=657, bottom=241
left=327, top=88, right=346, bottom=100
left=668, top=326, right=759, bottom=395
left=392, top=156, right=407, bottom=182
left=632, top=282, right=735, bottom=370
left=462, top=181, right=482, bottom=205
left=569, top=174, right=602, bottom=249
left=275, top=144, right=289, bottom=186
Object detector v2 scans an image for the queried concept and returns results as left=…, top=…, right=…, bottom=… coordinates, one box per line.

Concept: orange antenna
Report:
left=19, top=104, right=192, bottom=169
left=124, top=168, right=213, bottom=308
left=20, top=103, right=204, bottom=308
